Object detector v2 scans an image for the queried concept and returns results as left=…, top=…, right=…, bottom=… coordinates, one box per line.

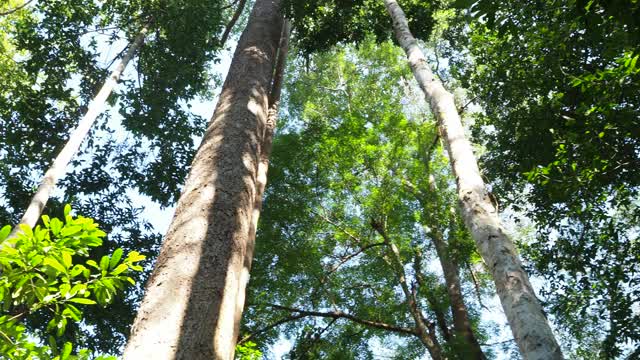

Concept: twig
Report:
left=0, top=0, right=34, bottom=16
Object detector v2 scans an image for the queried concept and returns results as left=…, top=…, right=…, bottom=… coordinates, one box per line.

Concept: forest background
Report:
left=0, top=0, right=638, bottom=359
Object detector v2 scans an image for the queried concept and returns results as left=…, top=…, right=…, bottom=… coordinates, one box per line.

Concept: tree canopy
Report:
left=0, top=0, right=638, bottom=358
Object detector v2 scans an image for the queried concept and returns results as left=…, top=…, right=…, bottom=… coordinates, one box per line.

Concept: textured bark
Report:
left=122, top=2, right=283, bottom=359
left=9, top=25, right=149, bottom=238
left=382, top=1, right=563, bottom=359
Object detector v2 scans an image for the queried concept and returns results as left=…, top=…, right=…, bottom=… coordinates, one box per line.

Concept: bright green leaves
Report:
left=0, top=206, right=144, bottom=359
left=235, top=341, right=263, bottom=360
left=245, top=39, right=490, bottom=358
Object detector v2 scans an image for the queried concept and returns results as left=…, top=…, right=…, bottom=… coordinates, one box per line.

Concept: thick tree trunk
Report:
left=122, top=2, right=283, bottom=359
left=381, top=1, right=563, bottom=359
left=9, top=24, right=149, bottom=238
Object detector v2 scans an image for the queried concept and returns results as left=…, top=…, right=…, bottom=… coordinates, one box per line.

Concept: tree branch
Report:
left=312, top=208, right=363, bottom=243
left=326, top=241, right=386, bottom=275
left=0, top=0, right=34, bottom=16
left=219, top=0, right=247, bottom=47
left=254, top=303, right=418, bottom=337
left=238, top=313, right=307, bottom=345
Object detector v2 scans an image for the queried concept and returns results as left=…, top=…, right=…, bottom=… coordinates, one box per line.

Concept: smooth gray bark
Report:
left=382, top=1, right=563, bottom=359
left=122, top=1, right=283, bottom=359
left=9, top=25, right=148, bottom=238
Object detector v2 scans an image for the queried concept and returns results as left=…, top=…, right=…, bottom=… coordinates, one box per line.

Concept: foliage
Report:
left=243, top=39, right=498, bottom=358
left=283, top=0, right=441, bottom=53
left=447, top=0, right=640, bottom=356
left=0, top=205, right=144, bottom=359
left=234, top=341, right=262, bottom=360
left=0, top=0, right=235, bottom=351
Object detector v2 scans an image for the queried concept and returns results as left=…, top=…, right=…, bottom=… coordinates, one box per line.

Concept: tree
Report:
left=381, top=0, right=562, bottom=358
left=447, top=0, right=640, bottom=356
left=10, top=23, right=150, bottom=237
left=0, top=0, right=231, bottom=351
left=241, top=41, right=496, bottom=359
left=123, top=0, right=285, bottom=358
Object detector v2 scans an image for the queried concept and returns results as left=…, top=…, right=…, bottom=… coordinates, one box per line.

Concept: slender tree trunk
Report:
left=9, top=24, right=149, bottom=238
left=431, top=226, right=486, bottom=359
left=247, top=19, right=291, bottom=258
left=413, top=249, right=452, bottom=342
left=220, top=0, right=248, bottom=47
left=123, top=1, right=283, bottom=359
left=412, top=144, right=485, bottom=357
left=372, top=222, right=445, bottom=360
left=381, top=1, right=563, bottom=359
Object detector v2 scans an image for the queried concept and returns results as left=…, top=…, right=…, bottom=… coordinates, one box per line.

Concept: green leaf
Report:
left=67, top=297, right=97, bottom=305
left=56, top=317, right=68, bottom=337
left=60, top=283, right=71, bottom=299
left=0, top=225, right=11, bottom=242
left=99, top=255, right=109, bottom=272
left=49, top=335, right=58, bottom=354
left=61, top=342, right=72, bottom=359
left=109, top=248, right=123, bottom=270
left=64, top=204, right=71, bottom=218
left=81, top=236, right=103, bottom=247
left=126, top=251, right=146, bottom=263
left=62, top=252, right=73, bottom=268
left=60, top=226, right=82, bottom=238
left=44, top=257, right=67, bottom=274
left=50, top=218, right=63, bottom=236
left=110, top=263, right=129, bottom=276
left=19, top=224, right=33, bottom=238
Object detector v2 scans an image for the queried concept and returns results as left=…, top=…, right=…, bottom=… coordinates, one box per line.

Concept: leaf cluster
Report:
left=0, top=206, right=144, bottom=359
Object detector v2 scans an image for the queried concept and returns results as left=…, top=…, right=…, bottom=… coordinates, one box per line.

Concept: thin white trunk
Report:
left=381, top=1, right=563, bottom=359
left=10, top=24, right=149, bottom=236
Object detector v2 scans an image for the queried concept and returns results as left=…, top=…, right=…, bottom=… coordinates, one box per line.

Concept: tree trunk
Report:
left=372, top=222, right=445, bottom=360
left=431, top=226, right=486, bottom=359
left=247, top=19, right=291, bottom=260
left=9, top=24, right=149, bottom=238
left=122, top=1, right=283, bottom=359
left=381, top=1, right=563, bottom=359
left=413, top=249, right=452, bottom=342
left=220, top=0, right=248, bottom=47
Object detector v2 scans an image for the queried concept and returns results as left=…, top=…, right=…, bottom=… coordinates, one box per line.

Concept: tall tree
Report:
left=9, top=23, right=149, bottom=237
left=446, top=0, right=639, bottom=356
left=241, top=41, right=496, bottom=359
left=123, top=1, right=284, bottom=358
left=0, top=0, right=230, bottom=351
left=381, top=0, right=562, bottom=358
